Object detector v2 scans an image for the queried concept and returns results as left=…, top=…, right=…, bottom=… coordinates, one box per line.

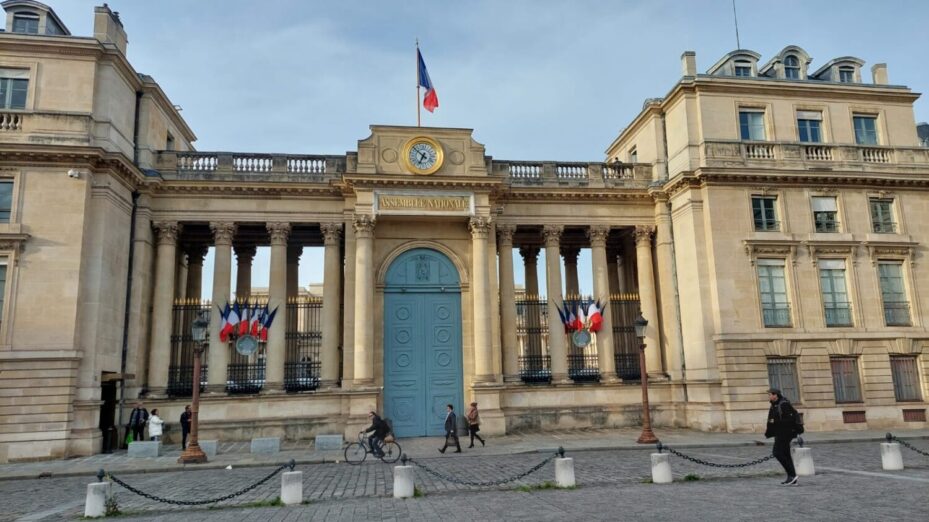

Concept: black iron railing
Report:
left=762, top=306, right=792, bottom=327
left=519, top=355, right=552, bottom=384
left=516, top=296, right=548, bottom=358
left=284, top=298, right=322, bottom=392
left=615, top=352, right=640, bottom=381
left=166, top=365, right=208, bottom=397
left=167, top=300, right=211, bottom=397
left=883, top=302, right=911, bottom=326
left=568, top=353, right=599, bottom=382
left=226, top=363, right=265, bottom=394
left=610, top=294, right=640, bottom=380
left=824, top=304, right=853, bottom=327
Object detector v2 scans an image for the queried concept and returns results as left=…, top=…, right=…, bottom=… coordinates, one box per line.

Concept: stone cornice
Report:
left=151, top=182, right=343, bottom=198
left=502, top=189, right=652, bottom=202
left=0, top=144, right=145, bottom=188
left=340, top=174, right=502, bottom=191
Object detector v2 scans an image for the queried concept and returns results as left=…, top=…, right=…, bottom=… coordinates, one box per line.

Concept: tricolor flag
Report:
left=220, top=302, right=238, bottom=342
left=259, top=306, right=278, bottom=342
left=250, top=305, right=266, bottom=337
left=587, top=300, right=604, bottom=333
left=238, top=303, right=251, bottom=336
left=417, top=48, right=439, bottom=113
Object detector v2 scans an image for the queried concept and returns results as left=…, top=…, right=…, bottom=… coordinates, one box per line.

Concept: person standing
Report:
left=148, top=409, right=164, bottom=441
left=438, top=404, right=462, bottom=454
left=465, top=402, right=485, bottom=448
left=180, top=405, right=192, bottom=449
left=128, top=402, right=149, bottom=443
left=765, top=388, right=801, bottom=486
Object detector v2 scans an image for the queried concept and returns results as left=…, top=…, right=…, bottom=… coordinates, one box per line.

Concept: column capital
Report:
left=321, top=222, right=344, bottom=245
left=542, top=224, right=563, bottom=247
left=184, top=243, right=209, bottom=263
left=587, top=225, right=611, bottom=247
left=234, top=244, right=257, bottom=264
left=267, top=222, right=291, bottom=245
left=209, top=221, right=237, bottom=245
left=519, top=246, right=539, bottom=263
left=634, top=225, right=656, bottom=246
left=352, top=214, right=376, bottom=238
left=560, top=246, right=580, bottom=264
left=496, top=224, right=516, bottom=246
left=287, top=244, right=303, bottom=264
left=468, top=216, right=493, bottom=239
left=153, top=221, right=181, bottom=245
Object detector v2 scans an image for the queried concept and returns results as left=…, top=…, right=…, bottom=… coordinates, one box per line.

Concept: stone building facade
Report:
left=0, top=3, right=927, bottom=462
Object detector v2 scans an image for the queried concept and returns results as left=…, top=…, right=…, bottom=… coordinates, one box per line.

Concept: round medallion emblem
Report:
left=235, top=334, right=260, bottom=356
left=572, top=329, right=592, bottom=348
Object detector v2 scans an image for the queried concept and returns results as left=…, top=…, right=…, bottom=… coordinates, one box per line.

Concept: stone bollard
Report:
left=554, top=457, right=575, bottom=488
left=393, top=465, right=415, bottom=499
left=281, top=471, right=303, bottom=505
left=84, top=481, right=111, bottom=518
left=791, top=447, right=815, bottom=476
left=881, top=442, right=904, bottom=471
left=651, top=453, right=673, bottom=484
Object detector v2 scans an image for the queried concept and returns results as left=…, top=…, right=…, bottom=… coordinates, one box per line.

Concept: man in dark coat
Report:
left=180, top=405, right=192, bottom=449
left=764, top=388, right=800, bottom=485
left=363, top=411, right=389, bottom=457
left=438, top=404, right=462, bottom=453
left=128, top=402, right=149, bottom=443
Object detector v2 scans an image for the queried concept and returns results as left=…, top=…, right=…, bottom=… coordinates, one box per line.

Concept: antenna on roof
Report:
left=732, top=0, right=741, bottom=49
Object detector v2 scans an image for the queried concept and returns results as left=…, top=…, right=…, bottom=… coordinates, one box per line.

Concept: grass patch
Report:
left=242, top=497, right=283, bottom=508
left=413, top=486, right=425, bottom=498
left=683, top=473, right=701, bottom=481
left=640, top=477, right=653, bottom=484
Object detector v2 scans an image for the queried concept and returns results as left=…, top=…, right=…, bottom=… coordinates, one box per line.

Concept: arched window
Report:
left=12, top=12, right=39, bottom=34
left=784, top=55, right=800, bottom=79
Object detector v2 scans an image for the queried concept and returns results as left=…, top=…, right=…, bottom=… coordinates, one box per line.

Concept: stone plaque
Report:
left=375, top=191, right=473, bottom=216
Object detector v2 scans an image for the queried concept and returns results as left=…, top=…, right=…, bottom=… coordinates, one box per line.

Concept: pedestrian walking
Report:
left=148, top=408, right=164, bottom=442
left=180, top=405, right=192, bottom=449
left=438, top=404, right=462, bottom=453
left=127, top=402, right=149, bottom=443
left=765, top=388, right=801, bottom=486
left=465, top=401, right=485, bottom=448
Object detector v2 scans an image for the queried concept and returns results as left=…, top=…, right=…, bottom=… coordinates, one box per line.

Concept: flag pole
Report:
left=416, top=38, right=421, bottom=127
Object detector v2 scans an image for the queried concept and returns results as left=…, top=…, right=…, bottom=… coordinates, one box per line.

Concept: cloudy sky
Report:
left=52, top=0, right=929, bottom=296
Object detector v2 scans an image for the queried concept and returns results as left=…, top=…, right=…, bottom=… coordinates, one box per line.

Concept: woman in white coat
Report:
left=148, top=408, right=164, bottom=441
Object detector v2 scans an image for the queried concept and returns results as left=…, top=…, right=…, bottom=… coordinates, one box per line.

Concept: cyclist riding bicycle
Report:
left=362, top=411, right=390, bottom=457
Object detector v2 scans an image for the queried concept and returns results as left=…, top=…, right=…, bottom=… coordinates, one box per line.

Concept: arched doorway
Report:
left=383, top=248, right=463, bottom=437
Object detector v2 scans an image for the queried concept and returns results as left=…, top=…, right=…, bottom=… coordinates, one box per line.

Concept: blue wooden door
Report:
left=384, top=249, right=462, bottom=437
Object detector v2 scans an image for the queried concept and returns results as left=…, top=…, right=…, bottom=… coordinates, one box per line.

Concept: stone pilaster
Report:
left=234, top=244, right=256, bottom=300
left=497, top=225, right=519, bottom=381
left=543, top=225, right=568, bottom=382
left=655, top=196, right=684, bottom=380
left=470, top=216, right=494, bottom=382
left=207, top=222, right=235, bottom=392
left=148, top=221, right=181, bottom=395
left=588, top=225, right=616, bottom=380
left=352, top=214, right=376, bottom=385
left=635, top=225, right=662, bottom=373
left=320, top=222, right=343, bottom=385
left=562, top=247, right=580, bottom=298
left=266, top=222, right=291, bottom=391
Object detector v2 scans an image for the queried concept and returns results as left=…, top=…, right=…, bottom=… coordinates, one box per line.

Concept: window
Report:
left=751, top=196, right=779, bottom=231
left=838, top=67, right=855, bottom=83
left=12, top=13, right=39, bottom=34
left=869, top=198, right=896, bottom=233
left=734, top=61, right=752, bottom=77
left=819, top=259, right=852, bottom=327
left=853, top=115, right=878, bottom=145
left=166, top=133, right=176, bottom=152
left=768, top=358, right=800, bottom=402
left=628, top=147, right=637, bottom=163
left=890, top=356, right=922, bottom=402
left=811, top=196, right=838, bottom=232
left=784, top=56, right=800, bottom=79
left=739, top=110, right=766, bottom=141
left=0, top=69, right=29, bottom=110
left=831, top=357, right=862, bottom=403
left=796, top=111, right=822, bottom=143
left=0, top=182, right=12, bottom=223
left=757, top=260, right=791, bottom=327
left=878, top=262, right=910, bottom=326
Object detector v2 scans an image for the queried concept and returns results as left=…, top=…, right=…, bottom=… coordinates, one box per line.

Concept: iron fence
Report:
left=614, top=353, right=640, bottom=381
left=226, top=362, right=265, bottom=394
left=610, top=294, right=640, bottom=380
left=167, top=300, right=211, bottom=397
left=516, top=295, right=548, bottom=359
left=518, top=355, right=552, bottom=383
left=568, top=353, right=600, bottom=382
left=166, top=365, right=207, bottom=397
left=284, top=298, right=322, bottom=392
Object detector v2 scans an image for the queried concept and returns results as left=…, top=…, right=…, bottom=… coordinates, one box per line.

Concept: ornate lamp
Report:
left=178, top=310, right=210, bottom=464
left=634, top=313, right=658, bottom=444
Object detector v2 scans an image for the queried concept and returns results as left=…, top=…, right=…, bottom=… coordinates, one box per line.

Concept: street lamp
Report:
left=178, top=311, right=209, bottom=464
left=634, top=313, right=658, bottom=444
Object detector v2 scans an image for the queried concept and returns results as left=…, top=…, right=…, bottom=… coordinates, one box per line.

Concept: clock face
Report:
left=402, top=137, right=444, bottom=174
left=409, top=142, right=437, bottom=170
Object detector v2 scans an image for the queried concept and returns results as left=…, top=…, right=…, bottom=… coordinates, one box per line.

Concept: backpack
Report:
left=778, top=402, right=804, bottom=435
left=382, top=418, right=395, bottom=442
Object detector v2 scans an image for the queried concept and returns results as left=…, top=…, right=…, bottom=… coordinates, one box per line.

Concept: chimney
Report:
left=94, top=4, right=128, bottom=55
left=871, top=63, right=888, bottom=85
left=681, top=51, right=697, bottom=77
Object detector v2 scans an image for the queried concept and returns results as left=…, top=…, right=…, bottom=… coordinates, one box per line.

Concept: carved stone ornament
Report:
left=561, top=247, right=580, bottom=264
left=209, top=221, right=236, bottom=245
left=586, top=225, right=610, bottom=247
left=353, top=214, right=376, bottom=237
left=154, top=221, right=182, bottom=245
left=519, top=246, right=539, bottom=263
left=234, top=244, right=257, bottom=264
left=266, top=222, right=291, bottom=245
left=184, top=244, right=209, bottom=263
left=866, top=243, right=915, bottom=267
left=468, top=216, right=493, bottom=239
left=496, top=224, right=516, bottom=246
left=320, top=222, right=343, bottom=245
left=743, top=241, right=798, bottom=266
left=634, top=225, right=655, bottom=246
left=0, top=233, right=29, bottom=260
left=542, top=224, right=563, bottom=247
left=806, top=243, right=858, bottom=266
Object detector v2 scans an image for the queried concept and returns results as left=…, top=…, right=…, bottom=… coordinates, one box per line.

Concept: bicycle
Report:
left=344, top=432, right=402, bottom=465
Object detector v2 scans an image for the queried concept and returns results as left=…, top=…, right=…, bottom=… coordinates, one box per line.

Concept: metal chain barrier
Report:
left=97, top=460, right=295, bottom=506
left=401, top=448, right=563, bottom=487
left=656, top=442, right=775, bottom=468
left=887, top=433, right=929, bottom=458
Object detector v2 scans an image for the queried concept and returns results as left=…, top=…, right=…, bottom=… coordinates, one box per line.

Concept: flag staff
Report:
left=416, top=38, right=421, bottom=127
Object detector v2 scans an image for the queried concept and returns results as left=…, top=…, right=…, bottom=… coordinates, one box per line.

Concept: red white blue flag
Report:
left=417, top=48, right=439, bottom=113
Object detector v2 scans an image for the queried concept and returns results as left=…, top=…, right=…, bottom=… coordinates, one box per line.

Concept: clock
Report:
left=401, top=136, right=444, bottom=175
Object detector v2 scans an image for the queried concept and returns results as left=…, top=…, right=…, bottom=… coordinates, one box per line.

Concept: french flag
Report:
left=259, top=306, right=278, bottom=342
left=587, top=301, right=604, bottom=333
left=250, top=305, right=266, bottom=337
left=417, top=48, right=439, bottom=113
left=220, top=302, right=238, bottom=342
left=238, top=303, right=251, bottom=336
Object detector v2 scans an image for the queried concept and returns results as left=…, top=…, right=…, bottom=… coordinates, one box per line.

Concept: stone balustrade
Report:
left=158, top=151, right=346, bottom=180
left=492, top=160, right=650, bottom=187
left=0, top=111, right=23, bottom=132
left=703, top=140, right=929, bottom=170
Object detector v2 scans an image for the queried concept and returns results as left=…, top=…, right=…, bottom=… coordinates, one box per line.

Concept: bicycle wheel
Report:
left=380, top=441, right=402, bottom=463
left=344, top=442, right=368, bottom=465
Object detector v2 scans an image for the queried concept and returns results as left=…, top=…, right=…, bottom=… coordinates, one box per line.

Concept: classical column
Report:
left=352, top=214, right=376, bottom=385
left=519, top=246, right=541, bottom=357
left=320, top=222, right=343, bottom=385
left=655, top=196, right=684, bottom=380
left=185, top=245, right=207, bottom=301
left=234, top=244, right=256, bottom=300
left=341, top=214, right=356, bottom=387
left=147, top=221, right=180, bottom=395
left=543, top=225, right=568, bottom=381
left=613, top=254, right=627, bottom=293
left=266, top=222, right=291, bottom=391
left=470, top=216, right=494, bottom=382
left=635, top=225, right=662, bottom=373
left=287, top=245, right=301, bottom=298
left=562, top=247, right=580, bottom=297
left=207, top=222, right=235, bottom=391
left=175, top=251, right=188, bottom=300
left=497, top=225, right=519, bottom=380
left=588, top=225, right=617, bottom=380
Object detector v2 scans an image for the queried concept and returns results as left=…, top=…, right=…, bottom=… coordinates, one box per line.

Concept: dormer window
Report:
left=734, top=61, right=752, bottom=77
left=838, top=67, right=855, bottom=83
left=12, top=12, right=39, bottom=34
left=784, top=56, right=800, bottom=79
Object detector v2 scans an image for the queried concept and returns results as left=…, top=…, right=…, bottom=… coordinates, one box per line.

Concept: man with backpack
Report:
left=362, top=411, right=390, bottom=458
left=764, top=388, right=803, bottom=486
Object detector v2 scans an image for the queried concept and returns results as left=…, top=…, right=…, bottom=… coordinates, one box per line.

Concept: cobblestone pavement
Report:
left=2, top=438, right=929, bottom=521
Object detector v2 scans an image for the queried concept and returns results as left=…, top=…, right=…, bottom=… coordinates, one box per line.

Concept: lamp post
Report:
left=634, top=314, right=658, bottom=444
left=178, top=311, right=209, bottom=464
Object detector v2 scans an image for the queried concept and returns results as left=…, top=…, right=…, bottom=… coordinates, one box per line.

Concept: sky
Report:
left=49, top=0, right=929, bottom=297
